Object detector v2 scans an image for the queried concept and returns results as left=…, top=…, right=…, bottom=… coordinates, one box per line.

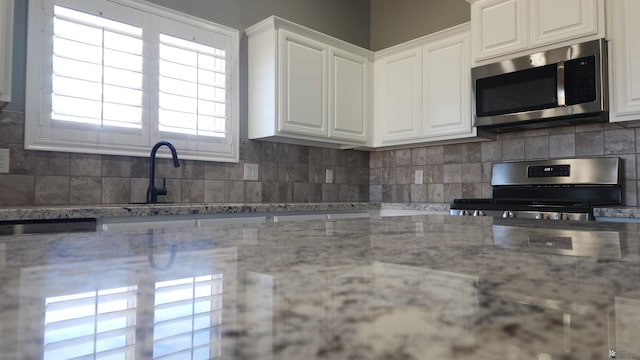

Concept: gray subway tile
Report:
left=35, top=176, right=69, bottom=205
left=0, top=175, right=35, bottom=206
left=102, top=155, right=132, bottom=177
left=181, top=160, right=205, bottom=180
left=575, top=131, right=604, bottom=156
left=204, top=162, right=226, bottom=180
left=481, top=141, right=502, bottom=162
left=70, top=153, right=101, bottom=177
left=70, top=177, right=102, bottom=205
left=130, top=178, right=148, bottom=204
left=605, top=128, right=635, bottom=155
left=426, top=146, right=444, bottom=164
left=427, top=184, right=444, bottom=203
left=369, top=185, right=382, bottom=202
left=443, top=164, right=462, bottom=183
left=245, top=182, right=263, bottom=203
left=394, top=149, right=412, bottom=167
left=204, top=180, right=225, bottom=202
left=8, top=145, right=36, bottom=175
left=244, top=140, right=264, bottom=163
left=293, top=183, right=309, bottom=202
left=224, top=181, right=245, bottom=203
left=181, top=179, right=204, bottom=203
left=226, top=162, right=245, bottom=181
left=36, top=151, right=70, bottom=176
left=501, top=138, right=525, bottom=160
left=102, top=177, right=130, bottom=204
left=443, top=144, right=463, bottom=164
left=549, top=133, right=576, bottom=158
left=461, top=163, right=482, bottom=183
left=411, top=147, right=427, bottom=166
left=524, top=136, right=549, bottom=160
left=462, top=142, right=482, bottom=163
left=411, top=184, right=427, bottom=202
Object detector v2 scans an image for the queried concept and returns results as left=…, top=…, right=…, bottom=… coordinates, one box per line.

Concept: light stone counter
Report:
left=0, top=202, right=373, bottom=221
left=0, top=215, right=639, bottom=359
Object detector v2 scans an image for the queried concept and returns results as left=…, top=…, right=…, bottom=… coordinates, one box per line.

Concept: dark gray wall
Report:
left=370, top=0, right=470, bottom=51
left=6, top=0, right=370, bottom=138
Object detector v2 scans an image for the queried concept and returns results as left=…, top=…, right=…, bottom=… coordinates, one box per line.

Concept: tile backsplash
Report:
left=0, top=111, right=369, bottom=206
left=3, top=109, right=640, bottom=207
left=370, top=123, right=640, bottom=207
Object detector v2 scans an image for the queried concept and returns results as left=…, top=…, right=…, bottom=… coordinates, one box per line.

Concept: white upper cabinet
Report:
left=423, top=31, right=472, bottom=138
left=247, top=16, right=372, bottom=149
left=0, top=0, right=14, bottom=107
left=471, top=0, right=528, bottom=61
left=278, top=30, right=328, bottom=138
left=329, top=48, right=370, bottom=142
left=375, top=47, right=423, bottom=144
left=374, top=24, right=487, bottom=147
left=609, top=0, right=640, bottom=123
left=530, top=0, right=600, bottom=48
left=469, top=0, right=604, bottom=63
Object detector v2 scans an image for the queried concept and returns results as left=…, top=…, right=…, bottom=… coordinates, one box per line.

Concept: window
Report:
left=26, top=0, right=240, bottom=162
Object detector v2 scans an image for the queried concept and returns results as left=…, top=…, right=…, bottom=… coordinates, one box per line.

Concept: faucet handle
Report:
left=157, top=178, right=168, bottom=196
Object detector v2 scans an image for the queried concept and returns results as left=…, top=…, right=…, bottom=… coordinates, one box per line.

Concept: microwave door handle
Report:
left=557, top=62, right=566, bottom=106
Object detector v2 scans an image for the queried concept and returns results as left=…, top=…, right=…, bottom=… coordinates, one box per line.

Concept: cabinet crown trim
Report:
left=375, top=22, right=470, bottom=59
left=245, top=15, right=373, bottom=58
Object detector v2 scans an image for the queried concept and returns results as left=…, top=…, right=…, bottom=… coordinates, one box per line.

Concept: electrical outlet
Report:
left=0, top=148, right=9, bottom=174
left=244, top=163, right=259, bottom=181
left=326, top=169, right=333, bottom=184
left=414, top=170, right=424, bottom=184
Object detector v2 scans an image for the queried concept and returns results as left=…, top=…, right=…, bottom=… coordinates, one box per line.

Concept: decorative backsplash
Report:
left=371, top=123, right=640, bottom=207
left=0, top=111, right=370, bottom=206
left=2, top=110, right=640, bottom=207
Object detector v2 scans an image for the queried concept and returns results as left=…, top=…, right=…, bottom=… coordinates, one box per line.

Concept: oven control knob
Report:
left=473, top=210, right=485, bottom=217
left=460, top=210, right=470, bottom=216
left=560, top=213, right=569, bottom=220
left=536, top=212, right=545, bottom=220
left=502, top=211, right=515, bottom=218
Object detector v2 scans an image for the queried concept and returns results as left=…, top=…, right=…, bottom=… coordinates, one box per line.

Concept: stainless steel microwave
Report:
left=472, top=39, right=608, bottom=132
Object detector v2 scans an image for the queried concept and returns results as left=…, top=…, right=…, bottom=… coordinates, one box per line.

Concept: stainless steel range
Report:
left=449, top=157, right=621, bottom=221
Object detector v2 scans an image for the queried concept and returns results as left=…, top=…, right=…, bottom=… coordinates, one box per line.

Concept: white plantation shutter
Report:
left=52, top=5, right=144, bottom=130
left=26, top=0, right=240, bottom=162
left=153, top=274, right=224, bottom=359
left=43, top=286, right=138, bottom=360
left=158, top=35, right=227, bottom=138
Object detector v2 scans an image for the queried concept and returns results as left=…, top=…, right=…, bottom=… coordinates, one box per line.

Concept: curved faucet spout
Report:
left=146, top=140, right=181, bottom=204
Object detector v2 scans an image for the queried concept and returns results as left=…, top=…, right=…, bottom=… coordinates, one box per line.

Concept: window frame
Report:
left=25, top=0, right=240, bottom=162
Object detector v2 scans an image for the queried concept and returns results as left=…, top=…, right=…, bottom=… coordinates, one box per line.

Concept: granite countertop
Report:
left=1, top=214, right=639, bottom=359
left=0, top=202, right=376, bottom=221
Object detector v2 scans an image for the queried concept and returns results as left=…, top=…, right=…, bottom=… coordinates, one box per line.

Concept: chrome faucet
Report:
left=146, top=140, right=180, bottom=204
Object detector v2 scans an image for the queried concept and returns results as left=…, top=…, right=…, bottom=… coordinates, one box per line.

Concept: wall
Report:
left=370, top=0, right=470, bottom=51
left=0, top=111, right=369, bottom=206
left=0, top=0, right=371, bottom=206
left=370, top=124, right=640, bottom=207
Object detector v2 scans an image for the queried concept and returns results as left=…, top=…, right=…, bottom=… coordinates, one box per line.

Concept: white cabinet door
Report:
left=0, top=0, right=13, bottom=105
left=278, top=30, right=328, bottom=138
left=609, top=0, right=640, bottom=123
left=375, top=47, right=423, bottom=144
left=530, top=0, right=600, bottom=48
left=471, top=0, right=528, bottom=61
left=423, top=32, right=471, bottom=138
left=329, top=48, right=369, bottom=143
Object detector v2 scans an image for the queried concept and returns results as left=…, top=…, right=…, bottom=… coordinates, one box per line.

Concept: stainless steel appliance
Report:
left=449, top=157, right=621, bottom=221
left=472, top=39, right=608, bottom=132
